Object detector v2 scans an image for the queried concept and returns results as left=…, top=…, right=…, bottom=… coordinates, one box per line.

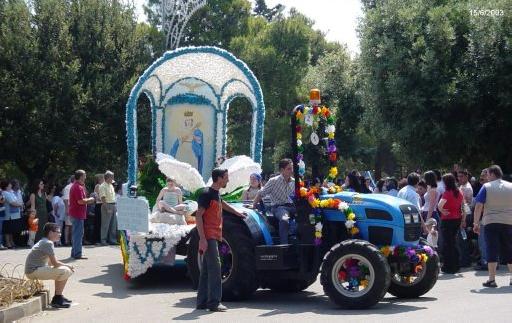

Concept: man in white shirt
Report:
left=434, top=169, right=445, bottom=198
left=397, top=172, right=421, bottom=210
left=458, top=170, right=473, bottom=205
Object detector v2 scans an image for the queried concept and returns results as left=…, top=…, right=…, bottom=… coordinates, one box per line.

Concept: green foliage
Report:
left=359, top=0, right=512, bottom=173
left=0, top=0, right=158, bottom=181
left=137, top=157, right=165, bottom=207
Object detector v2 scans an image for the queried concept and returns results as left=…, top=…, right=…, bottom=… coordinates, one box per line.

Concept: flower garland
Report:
left=380, top=245, right=434, bottom=275
left=294, top=90, right=341, bottom=245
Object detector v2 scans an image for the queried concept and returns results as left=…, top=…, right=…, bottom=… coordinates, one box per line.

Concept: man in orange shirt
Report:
left=195, top=168, right=245, bottom=312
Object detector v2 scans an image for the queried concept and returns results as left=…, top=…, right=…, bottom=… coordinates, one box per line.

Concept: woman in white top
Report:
left=241, top=173, right=262, bottom=202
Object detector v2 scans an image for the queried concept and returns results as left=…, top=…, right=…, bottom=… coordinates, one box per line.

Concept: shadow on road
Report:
left=171, top=289, right=434, bottom=320
left=470, top=286, right=512, bottom=294
left=80, top=263, right=193, bottom=299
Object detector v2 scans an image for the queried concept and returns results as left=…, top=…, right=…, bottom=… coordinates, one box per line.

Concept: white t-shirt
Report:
left=459, top=182, right=473, bottom=205
left=397, top=185, right=421, bottom=210
left=427, top=229, right=438, bottom=248
left=51, top=196, right=65, bottom=222
left=62, top=183, right=73, bottom=201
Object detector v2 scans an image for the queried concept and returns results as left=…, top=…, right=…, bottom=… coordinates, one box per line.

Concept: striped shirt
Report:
left=260, top=175, right=295, bottom=206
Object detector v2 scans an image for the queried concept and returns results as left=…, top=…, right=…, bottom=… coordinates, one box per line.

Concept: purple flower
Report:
left=406, top=248, right=416, bottom=258
left=327, top=145, right=337, bottom=153
left=219, top=244, right=230, bottom=255
left=422, top=245, right=433, bottom=256
left=411, top=255, right=420, bottom=264
left=314, top=238, right=322, bottom=246
left=296, top=153, right=303, bottom=161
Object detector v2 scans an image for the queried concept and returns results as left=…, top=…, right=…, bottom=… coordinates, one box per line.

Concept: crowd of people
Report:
left=2, top=160, right=511, bottom=311
left=0, top=170, right=122, bottom=307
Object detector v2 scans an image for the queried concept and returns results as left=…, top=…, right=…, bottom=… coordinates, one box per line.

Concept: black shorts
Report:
left=484, top=223, right=512, bottom=264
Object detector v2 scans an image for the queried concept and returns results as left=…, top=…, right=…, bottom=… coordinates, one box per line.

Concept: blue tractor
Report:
left=185, top=102, right=439, bottom=309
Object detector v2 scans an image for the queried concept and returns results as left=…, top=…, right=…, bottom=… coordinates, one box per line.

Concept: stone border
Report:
left=0, top=291, right=49, bottom=323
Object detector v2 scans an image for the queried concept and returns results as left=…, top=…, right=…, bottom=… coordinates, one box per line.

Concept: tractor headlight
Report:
left=412, top=213, right=420, bottom=223
left=403, top=214, right=412, bottom=224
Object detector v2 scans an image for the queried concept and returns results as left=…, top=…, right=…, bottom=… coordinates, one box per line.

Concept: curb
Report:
left=0, top=291, right=49, bottom=323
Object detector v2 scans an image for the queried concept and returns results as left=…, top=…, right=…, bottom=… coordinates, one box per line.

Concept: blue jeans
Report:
left=271, top=205, right=295, bottom=244
left=197, top=239, right=222, bottom=309
left=70, top=217, right=84, bottom=258
left=478, top=221, right=487, bottom=264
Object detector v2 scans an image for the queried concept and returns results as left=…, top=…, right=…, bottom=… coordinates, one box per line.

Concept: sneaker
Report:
left=0, top=245, right=7, bottom=250
left=51, top=296, right=71, bottom=308
left=62, top=296, right=72, bottom=303
left=482, top=280, right=497, bottom=288
left=207, top=304, right=228, bottom=312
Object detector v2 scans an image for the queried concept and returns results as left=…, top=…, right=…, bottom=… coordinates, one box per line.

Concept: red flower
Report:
left=338, top=270, right=347, bottom=281
left=313, top=106, right=320, bottom=114
left=329, top=152, right=337, bottom=162
left=296, top=126, right=302, bottom=133
left=323, top=108, right=331, bottom=118
left=123, top=273, right=131, bottom=281
left=332, top=199, right=340, bottom=208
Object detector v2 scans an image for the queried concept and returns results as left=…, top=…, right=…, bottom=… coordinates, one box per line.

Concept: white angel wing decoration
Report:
left=156, top=153, right=205, bottom=192
left=206, top=155, right=262, bottom=194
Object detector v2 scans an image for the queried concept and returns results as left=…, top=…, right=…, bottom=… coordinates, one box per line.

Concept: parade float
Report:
left=118, top=46, right=265, bottom=279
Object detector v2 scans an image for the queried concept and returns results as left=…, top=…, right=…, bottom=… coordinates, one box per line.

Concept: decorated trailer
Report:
left=119, top=46, right=266, bottom=280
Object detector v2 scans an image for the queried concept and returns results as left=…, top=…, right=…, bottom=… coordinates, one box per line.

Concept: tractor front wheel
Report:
left=320, top=240, right=390, bottom=309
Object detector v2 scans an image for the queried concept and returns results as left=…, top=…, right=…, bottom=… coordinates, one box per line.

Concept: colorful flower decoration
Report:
left=379, top=244, right=433, bottom=282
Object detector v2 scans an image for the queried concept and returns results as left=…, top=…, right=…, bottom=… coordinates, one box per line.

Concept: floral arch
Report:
left=125, top=46, right=266, bottom=184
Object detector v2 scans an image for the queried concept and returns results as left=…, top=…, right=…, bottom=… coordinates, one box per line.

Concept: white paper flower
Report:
left=325, top=125, right=335, bottom=134
left=297, top=139, right=302, bottom=146
left=315, top=222, right=323, bottom=231
left=345, top=220, right=355, bottom=229
left=338, top=202, right=349, bottom=211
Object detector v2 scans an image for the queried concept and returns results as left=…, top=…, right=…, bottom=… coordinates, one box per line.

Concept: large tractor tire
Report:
left=388, top=245, right=439, bottom=298
left=320, top=240, right=390, bottom=309
left=186, top=215, right=258, bottom=300
left=262, top=277, right=317, bottom=293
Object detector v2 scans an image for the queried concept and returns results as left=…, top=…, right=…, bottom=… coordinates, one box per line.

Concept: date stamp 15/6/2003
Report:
left=469, top=9, right=505, bottom=17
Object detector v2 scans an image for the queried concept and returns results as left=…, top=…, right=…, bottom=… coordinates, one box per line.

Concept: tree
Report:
left=359, top=0, right=512, bottom=173
left=0, top=0, right=157, bottom=181
left=253, top=0, right=284, bottom=22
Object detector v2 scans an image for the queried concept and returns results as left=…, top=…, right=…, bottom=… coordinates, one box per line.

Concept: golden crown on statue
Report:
left=184, top=110, right=193, bottom=117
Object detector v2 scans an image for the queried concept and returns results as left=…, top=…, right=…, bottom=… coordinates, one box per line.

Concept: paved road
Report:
left=1, top=246, right=511, bottom=323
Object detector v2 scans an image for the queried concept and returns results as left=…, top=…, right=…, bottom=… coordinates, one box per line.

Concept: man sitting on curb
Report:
left=25, top=222, right=75, bottom=308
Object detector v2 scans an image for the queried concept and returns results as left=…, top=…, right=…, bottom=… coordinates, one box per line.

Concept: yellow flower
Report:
left=315, top=231, right=322, bottom=238
left=320, top=199, right=330, bottom=208
left=328, top=132, right=335, bottom=139
left=380, top=246, right=392, bottom=257
left=296, top=111, right=303, bottom=119
left=329, top=167, right=338, bottom=178
left=296, top=133, right=302, bottom=140
left=350, top=227, right=359, bottom=235
left=360, top=279, right=369, bottom=288
left=309, top=198, right=320, bottom=208
left=299, top=187, right=308, bottom=198
left=347, top=213, right=356, bottom=221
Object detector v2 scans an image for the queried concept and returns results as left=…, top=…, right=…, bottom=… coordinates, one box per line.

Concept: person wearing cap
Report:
left=241, top=173, right=262, bottom=202
left=99, top=170, right=118, bottom=246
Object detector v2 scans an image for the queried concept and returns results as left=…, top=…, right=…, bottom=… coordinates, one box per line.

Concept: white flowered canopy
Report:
left=125, top=46, right=266, bottom=184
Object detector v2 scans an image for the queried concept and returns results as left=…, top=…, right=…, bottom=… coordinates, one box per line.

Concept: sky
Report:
left=133, top=0, right=363, bottom=55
